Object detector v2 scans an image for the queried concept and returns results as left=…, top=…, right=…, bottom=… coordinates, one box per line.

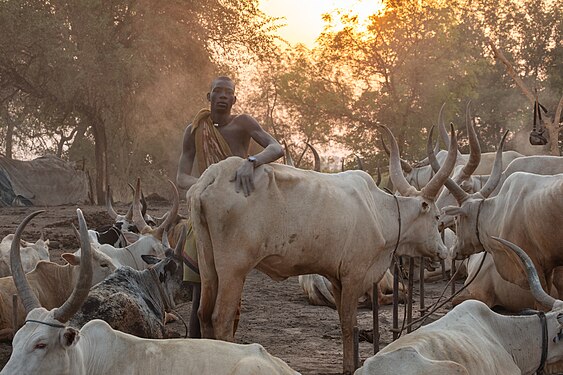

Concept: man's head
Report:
left=207, top=76, right=236, bottom=114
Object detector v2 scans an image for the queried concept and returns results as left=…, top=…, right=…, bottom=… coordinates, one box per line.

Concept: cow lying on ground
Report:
left=0, top=211, right=116, bottom=341
left=354, top=237, right=563, bottom=375
left=298, top=269, right=406, bottom=308
left=188, top=125, right=459, bottom=374
left=1, top=209, right=300, bottom=375
left=0, top=233, right=49, bottom=277
left=68, top=225, right=186, bottom=339
left=452, top=251, right=562, bottom=312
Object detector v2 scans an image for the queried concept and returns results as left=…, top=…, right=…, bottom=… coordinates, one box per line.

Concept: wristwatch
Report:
left=248, top=156, right=257, bottom=164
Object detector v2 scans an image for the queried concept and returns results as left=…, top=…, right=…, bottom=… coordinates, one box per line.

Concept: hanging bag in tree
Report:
left=529, top=95, right=549, bottom=146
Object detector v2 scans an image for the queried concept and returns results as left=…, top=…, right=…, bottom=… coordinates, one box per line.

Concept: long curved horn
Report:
left=153, top=180, right=180, bottom=240
left=141, top=191, right=148, bottom=218
left=421, top=123, right=458, bottom=199
left=124, top=183, right=135, bottom=221
left=106, top=185, right=118, bottom=220
left=492, top=236, right=556, bottom=309
left=132, top=178, right=151, bottom=233
left=53, top=209, right=93, bottom=323
left=438, top=102, right=449, bottom=149
left=479, top=130, right=508, bottom=198
left=427, top=126, right=469, bottom=204
left=381, top=137, right=413, bottom=173
left=380, top=126, right=417, bottom=196
left=458, top=102, right=481, bottom=181
left=283, top=141, right=295, bottom=167
left=11, top=211, right=44, bottom=314
left=306, top=143, right=321, bottom=172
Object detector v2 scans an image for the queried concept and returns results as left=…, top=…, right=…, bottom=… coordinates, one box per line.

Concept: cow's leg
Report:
left=335, top=282, right=360, bottom=375
left=212, top=271, right=245, bottom=341
left=198, top=275, right=218, bottom=339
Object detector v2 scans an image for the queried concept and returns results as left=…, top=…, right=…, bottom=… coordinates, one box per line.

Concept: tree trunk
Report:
left=5, top=120, right=13, bottom=159
left=91, top=119, right=108, bottom=205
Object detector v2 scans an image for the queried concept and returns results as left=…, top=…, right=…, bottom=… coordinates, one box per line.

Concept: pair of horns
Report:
left=11, top=209, right=93, bottom=323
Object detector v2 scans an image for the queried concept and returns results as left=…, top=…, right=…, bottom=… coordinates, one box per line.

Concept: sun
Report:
left=260, top=0, right=386, bottom=48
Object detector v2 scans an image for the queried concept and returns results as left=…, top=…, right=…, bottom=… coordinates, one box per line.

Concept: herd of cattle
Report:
left=0, top=106, right=562, bottom=374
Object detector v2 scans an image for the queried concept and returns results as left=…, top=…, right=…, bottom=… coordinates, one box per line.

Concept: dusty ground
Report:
left=0, top=201, right=455, bottom=374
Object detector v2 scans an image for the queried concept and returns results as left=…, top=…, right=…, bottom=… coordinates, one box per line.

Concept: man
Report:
left=176, top=76, right=283, bottom=337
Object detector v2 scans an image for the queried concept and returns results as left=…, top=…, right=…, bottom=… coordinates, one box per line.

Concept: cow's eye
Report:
left=101, top=263, right=109, bottom=268
left=35, top=343, right=47, bottom=350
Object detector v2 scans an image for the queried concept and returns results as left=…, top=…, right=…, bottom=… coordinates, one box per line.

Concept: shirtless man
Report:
left=176, top=76, right=283, bottom=337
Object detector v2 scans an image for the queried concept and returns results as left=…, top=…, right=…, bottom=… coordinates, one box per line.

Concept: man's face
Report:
left=207, top=79, right=236, bottom=114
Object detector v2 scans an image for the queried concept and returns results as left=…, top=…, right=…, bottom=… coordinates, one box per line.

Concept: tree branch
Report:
left=488, top=40, right=535, bottom=104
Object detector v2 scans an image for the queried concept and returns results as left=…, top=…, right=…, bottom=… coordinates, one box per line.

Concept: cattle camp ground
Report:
left=2, top=198, right=563, bottom=374
left=0, top=200, right=460, bottom=375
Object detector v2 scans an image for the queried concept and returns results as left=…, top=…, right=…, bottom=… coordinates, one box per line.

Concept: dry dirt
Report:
left=0, top=201, right=455, bottom=374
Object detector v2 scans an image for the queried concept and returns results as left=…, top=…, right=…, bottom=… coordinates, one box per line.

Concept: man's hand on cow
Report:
left=233, top=161, right=255, bottom=197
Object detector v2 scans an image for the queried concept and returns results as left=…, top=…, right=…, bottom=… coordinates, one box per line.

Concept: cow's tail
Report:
left=188, top=171, right=219, bottom=332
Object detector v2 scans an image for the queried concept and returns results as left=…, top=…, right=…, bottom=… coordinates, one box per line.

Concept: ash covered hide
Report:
left=70, top=247, right=184, bottom=338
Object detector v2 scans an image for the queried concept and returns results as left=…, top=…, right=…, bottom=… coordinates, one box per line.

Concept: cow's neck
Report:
left=491, top=311, right=556, bottom=374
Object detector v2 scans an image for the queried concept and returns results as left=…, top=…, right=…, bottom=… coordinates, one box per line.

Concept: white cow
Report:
left=437, top=137, right=563, bottom=295
left=436, top=154, right=563, bottom=229
left=453, top=251, right=562, bottom=312
left=355, top=237, right=563, bottom=375
left=1, top=209, right=300, bottom=375
left=298, top=269, right=406, bottom=308
left=188, top=125, right=459, bottom=374
left=0, top=233, right=49, bottom=276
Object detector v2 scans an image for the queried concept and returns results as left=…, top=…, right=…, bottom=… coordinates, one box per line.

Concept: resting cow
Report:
left=1, top=209, right=300, bottom=375
left=188, top=125, right=459, bottom=374
left=0, top=232, right=49, bottom=277
left=453, top=251, right=562, bottom=312
left=354, top=237, right=563, bottom=375
left=0, top=211, right=115, bottom=341
left=298, top=269, right=406, bottom=308
left=68, top=226, right=186, bottom=339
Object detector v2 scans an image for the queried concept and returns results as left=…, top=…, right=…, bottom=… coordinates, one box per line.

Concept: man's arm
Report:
left=176, top=124, right=199, bottom=191
left=234, top=114, right=284, bottom=196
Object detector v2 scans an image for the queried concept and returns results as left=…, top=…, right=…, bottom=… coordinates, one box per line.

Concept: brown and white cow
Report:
left=0, top=211, right=116, bottom=341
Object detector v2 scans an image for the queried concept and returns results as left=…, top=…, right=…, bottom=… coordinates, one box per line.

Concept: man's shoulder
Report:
left=231, top=113, right=260, bottom=128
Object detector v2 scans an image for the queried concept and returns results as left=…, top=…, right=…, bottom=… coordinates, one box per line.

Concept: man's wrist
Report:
left=247, top=156, right=257, bottom=166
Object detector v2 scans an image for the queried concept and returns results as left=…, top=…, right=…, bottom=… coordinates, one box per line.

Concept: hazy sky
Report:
left=259, top=0, right=385, bottom=47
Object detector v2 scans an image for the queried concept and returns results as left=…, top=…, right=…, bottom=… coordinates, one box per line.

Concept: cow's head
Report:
left=61, top=246, right=116, bottom=285
left=2, top=209, right=93, bottom=375
left=380, top=123, right=458, bottom=261
left=437, top=131, right=507, bottom=259
left=141, top=226, right=186, bottom=309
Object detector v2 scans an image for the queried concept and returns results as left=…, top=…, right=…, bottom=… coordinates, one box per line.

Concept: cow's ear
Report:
left=164, top=260, right=178, bottom=275
left=61, top=253, right=79, bottom=266
left=141, top=254, right=160, bottom=265
left=60, top=327, right=80, bottom=348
